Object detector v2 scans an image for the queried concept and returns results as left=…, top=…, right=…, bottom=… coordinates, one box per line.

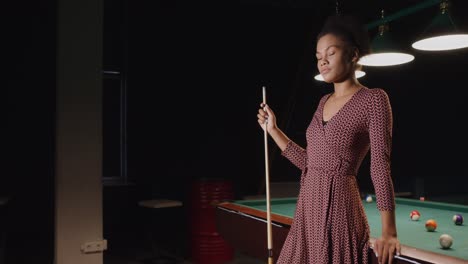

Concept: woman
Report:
left=257, top=15, right=401, bottom=264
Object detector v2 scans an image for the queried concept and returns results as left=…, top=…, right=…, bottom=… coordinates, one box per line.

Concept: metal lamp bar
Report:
left=366, top=0, right=442, bottom=29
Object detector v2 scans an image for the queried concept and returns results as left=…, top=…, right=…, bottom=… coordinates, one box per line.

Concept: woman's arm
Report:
left=375, top=210, right=400, bottom=264
left=369, top=89, right=395, bottom=212
left=368, top=89, right=400, bottom=264
left=258, top=104, right=307, bottom=171
left=269, top=127, right=290, bottom=152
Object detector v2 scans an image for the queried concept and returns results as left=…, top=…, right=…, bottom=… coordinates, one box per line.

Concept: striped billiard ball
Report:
left=453, top=214, right=463, bottom=225
left=410, top=210, right=420, bottom=221
left=425, top=219, right=437, bottom=232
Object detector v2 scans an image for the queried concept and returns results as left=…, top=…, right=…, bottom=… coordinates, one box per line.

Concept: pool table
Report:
left=216, top=197, right=468, bottom=264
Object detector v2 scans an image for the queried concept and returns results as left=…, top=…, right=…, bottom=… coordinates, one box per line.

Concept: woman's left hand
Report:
left=373, top=235, right=401, bottom=264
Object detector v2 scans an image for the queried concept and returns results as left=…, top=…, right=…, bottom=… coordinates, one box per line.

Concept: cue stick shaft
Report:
left=262, top=86, right=274, bottom=264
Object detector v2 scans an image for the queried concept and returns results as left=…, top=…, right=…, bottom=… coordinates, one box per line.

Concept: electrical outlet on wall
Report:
left=81, top=239, right=108, bottom=254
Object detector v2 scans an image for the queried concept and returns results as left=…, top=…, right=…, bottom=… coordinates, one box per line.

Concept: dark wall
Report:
left=357, top=52, right=468, bottom=196
left=124, top=3, right=468, bottom=203
left=125, top=7, right=320, bottom=201
left=6, top=0, right=56, bottom=263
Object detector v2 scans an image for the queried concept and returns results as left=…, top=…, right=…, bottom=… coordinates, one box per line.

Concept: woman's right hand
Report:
left=257, top=103, right=278, bottom=133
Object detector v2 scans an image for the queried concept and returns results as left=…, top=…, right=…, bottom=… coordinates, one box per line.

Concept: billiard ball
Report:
left=425, top=219, right=437, bottom=232
left=453, top=214, right=463, bottom=225
left=439, top=234, right=453, bottom=249
left=409, top=210, right=420, bottom=221
left=365, top=195, right=373, bottom=203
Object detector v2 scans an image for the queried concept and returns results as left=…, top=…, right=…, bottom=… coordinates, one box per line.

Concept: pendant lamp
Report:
left=412, top=0, right=468, bottom=51
left=314, top=70, right=366, bottom=82
left=359, top=11, right=415, bottom=66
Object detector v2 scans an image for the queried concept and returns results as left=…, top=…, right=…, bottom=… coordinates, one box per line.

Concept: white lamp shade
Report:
left=412, top=34, right=468, bottom=51
left=358, top=53, right=415, bottom=66
left=314, top=70, right=366, bottom=81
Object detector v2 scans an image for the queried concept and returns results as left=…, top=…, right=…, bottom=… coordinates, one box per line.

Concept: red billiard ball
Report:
left=425, top=219, right=437, bottom=232
left=453, top=214, right=463, bottom=225
left=410, top=210, right=420, bottom=221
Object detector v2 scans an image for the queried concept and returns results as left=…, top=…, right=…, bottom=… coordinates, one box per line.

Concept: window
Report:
left=102, top=0, right=130, bottom=185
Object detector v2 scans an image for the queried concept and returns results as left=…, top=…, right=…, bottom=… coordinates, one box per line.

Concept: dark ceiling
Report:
left=226, top=0, right=468, bottom=42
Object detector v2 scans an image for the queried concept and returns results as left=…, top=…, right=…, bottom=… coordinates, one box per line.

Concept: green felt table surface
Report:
left=232, top=196, right=468, bottom=261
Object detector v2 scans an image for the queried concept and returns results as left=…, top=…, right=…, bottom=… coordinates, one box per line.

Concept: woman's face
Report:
left=316, top=33, right=356, bottom=83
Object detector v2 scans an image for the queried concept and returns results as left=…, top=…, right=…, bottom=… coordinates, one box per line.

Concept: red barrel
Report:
left=190, top=178, right=234, bottom=264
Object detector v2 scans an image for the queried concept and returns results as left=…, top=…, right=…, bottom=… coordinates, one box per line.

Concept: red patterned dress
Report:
left=277, top=87, right=395, bottom=264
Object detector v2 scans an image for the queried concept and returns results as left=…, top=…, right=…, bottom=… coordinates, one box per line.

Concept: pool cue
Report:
left=262, top=86, right=274, bottom=264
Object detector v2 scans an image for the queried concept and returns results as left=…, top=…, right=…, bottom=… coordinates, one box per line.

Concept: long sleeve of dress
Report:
left=281, top=140, right=307, bottom=171
left=368, top=89, right=395, bottom=211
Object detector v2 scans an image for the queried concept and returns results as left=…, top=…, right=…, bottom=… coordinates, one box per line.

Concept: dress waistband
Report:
left=307, top=158, right=357, bottom=176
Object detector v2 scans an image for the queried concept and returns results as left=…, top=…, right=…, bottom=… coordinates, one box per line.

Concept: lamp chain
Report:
left=335, top=0, right=340, bottom=16
left=378, top=9, right=389, bottom=36
left=440, top=0, right=449, bottom=15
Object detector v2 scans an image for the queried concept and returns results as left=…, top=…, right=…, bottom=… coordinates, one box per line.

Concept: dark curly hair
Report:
left=317, top=15, right=371, bottom=60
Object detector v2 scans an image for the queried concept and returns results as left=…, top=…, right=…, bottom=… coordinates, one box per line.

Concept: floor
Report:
left=103, top=226, right=263, bottom=264
left=104, top=244, right=263, bottom=264
left=104, top=253, right=263, bottom=264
